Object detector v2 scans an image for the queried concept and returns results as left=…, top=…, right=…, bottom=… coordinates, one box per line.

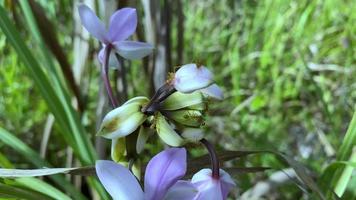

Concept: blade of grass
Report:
left=18, top=0, right=95, bottom=165
left=0, top=127, right=86, bottom=200
left=0, top=5, right=109, bottom=199
left=324, top=110, right=356, bottom=198
left=15, top=178, right=72, bottom=200
left=0, top=183, right=52, bottom=200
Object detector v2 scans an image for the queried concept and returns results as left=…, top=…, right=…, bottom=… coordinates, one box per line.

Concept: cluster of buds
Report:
left=78, top=4, right=234, bottom=200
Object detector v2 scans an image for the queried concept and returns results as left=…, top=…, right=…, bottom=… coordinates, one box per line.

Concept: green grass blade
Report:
left=0, top=127, right=86, bottom=200
left=322, top=110, right=356, bottom=198
left=0, top=182, right=53, bottom=200
left=17, top=0, right=95, bottom=165
left=16, top=178, right=72, bottom=200
left=0, top=5, right=108, bottom=199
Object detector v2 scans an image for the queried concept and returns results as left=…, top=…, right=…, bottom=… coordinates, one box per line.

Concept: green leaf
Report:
left=0, top=127, right=86, bottom=200
left=0, top=168, right=76, bottom=178
left=0, top=5, right=109, bottom=199
left=324, top=110, right=356, bottom=198
left=15, top=178, right=72, bottom=200
left=0, top=183, right=52, bottom=200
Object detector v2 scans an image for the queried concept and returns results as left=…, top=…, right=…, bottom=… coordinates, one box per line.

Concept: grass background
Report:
left=0, top=0, right=355, bottom=199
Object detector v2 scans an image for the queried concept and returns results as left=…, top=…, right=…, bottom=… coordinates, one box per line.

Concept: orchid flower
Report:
left=171, top=63, right=214, bottom=93
left=96, top=148, right=195, bottom=200
left=166, top=169, right=235, bottom=200
left=78, top=4, right=153, bottom=62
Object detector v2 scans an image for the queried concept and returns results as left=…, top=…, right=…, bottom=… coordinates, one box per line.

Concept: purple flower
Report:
left=96, top=148, right=193, bottom=200
left=190, top=168, right=236, bottom=200
left=166, top=168, right=235, bottom=200
left=78, top=4, right=153, bottom=62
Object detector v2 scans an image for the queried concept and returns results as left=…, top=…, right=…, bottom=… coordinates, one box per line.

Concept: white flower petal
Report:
left=200, top=84, right=224, bottom=100
left=95, top=160, right=143, bottom=200
left=173, top=64, right=213, bottom=93
left=114, top=41, right=153, bottom=60
left=98, top=47, right=120, bottom=69
left=191, top=169, right=236, bottom=200
left=164, top=180, right=198, bottom=200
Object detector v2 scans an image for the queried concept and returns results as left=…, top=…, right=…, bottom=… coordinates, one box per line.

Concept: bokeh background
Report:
left=0, top=0, right=355, bottom=199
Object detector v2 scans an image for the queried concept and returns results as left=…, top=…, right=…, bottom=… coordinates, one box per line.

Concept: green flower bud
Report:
left=111, top=138, right=126, bottom=162
left=165, top=109, right=204, bottom=127
left=160, top=91, right=204, bottom=110
left=97, top=97, right=149, bottom=139
left=155, top=113, right=184, bottom=146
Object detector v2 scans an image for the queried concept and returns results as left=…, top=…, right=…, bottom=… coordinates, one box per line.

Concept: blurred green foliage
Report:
left=0, top=0, right=355, bottom=199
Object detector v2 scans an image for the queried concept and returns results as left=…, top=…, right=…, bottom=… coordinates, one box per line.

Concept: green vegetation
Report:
left=0, top=0, right=355, bottom=199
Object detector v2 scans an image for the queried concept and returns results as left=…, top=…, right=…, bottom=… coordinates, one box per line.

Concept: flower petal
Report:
left=173, top=64, right=213, bottom=93
left=164, top=180, right=198, bottom=200
left=191, top=169, right=236, bottom=200
left=78, top=4, right=108, bottom=43
left=156, top=113, right=184, bottom=147
left=144, top=148, right=187, bottom=200
left=98, top=47, right=120, bottom=69
left=114, top=41, right=153, bottom=60
left=200, top=84, right=224, bottom=100
left=95, top=160, right=143, bottom=200
left=108, top=8, right=137, bottom=42
left=97, top=101, right=147, bottom=139
left=181, top=128, right=205, bottom=142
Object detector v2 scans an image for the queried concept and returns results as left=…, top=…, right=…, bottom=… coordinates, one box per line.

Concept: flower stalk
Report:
left=200, top=138, right=220, bottom=179
left=102, top=45, right=118, bottom=108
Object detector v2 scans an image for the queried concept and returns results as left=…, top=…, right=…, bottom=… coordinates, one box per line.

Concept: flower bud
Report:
left=165, top=110, right=204, bottom=127
left=97, top=97, right=149, bottom=139
left=161, top=91, right=204, bottom=111
left=155, top=113, right=184, bottom=147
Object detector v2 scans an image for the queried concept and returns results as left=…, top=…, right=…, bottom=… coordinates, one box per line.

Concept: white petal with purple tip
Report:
left=95, top=160, right=143, bottom=200
left=108, top=8, right=137, bottom=42
left=114, top=41, right=153, bottom=60
left=78, top=4, right=108, bottom=43
left=173, top=64, right=213, bottom=93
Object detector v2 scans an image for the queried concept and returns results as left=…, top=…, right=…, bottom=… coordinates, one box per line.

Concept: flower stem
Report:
left=141, top=83, right=175, bottom=114
left=200, top=138, right=220, bottom=179
left=101, top=45, right=118, bottom=108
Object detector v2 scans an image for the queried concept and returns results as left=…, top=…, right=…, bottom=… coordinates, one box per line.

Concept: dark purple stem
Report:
left=101, top=45, right=118, bottom=108
left=200, top=138, right=220, bottom=179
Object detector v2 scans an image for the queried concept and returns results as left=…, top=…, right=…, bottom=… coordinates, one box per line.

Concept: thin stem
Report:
left=114, top=53, right=128, bottom=101
left=101, top=45, right=118, bottom=108
left=200, top=138, right=220, bottom=179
